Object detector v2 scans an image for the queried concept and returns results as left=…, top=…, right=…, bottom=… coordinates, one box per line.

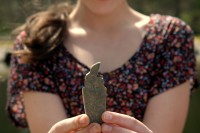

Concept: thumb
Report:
left=48, top=114, right=90, bottom=133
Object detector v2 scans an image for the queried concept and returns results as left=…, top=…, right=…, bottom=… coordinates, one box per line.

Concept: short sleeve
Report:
left=149, top=18, right=199, bottom=98
left=6, top=34, right=58, bottom=128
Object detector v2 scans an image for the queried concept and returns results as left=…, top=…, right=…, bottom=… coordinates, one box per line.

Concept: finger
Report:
left=102, top=124, right=137, bottom=133
left=102, top=111, right=152, bottom=133
left=76, top=123, right=101, bottom=133
left=48, top=114, right=90, bottom=133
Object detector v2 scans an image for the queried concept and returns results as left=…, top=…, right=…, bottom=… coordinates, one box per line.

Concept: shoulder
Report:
left=150, top=14, right=193, bottom=35
left=148, top=14, right=194, bottom=52
left=11, top=32, right=62, bottom=71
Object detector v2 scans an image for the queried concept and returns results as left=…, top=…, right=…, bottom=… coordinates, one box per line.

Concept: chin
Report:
left=80, top=0, right=126, bottom=15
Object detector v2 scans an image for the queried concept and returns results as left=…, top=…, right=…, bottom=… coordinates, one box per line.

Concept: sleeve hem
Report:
left=149, top=75, right=199, bottom=99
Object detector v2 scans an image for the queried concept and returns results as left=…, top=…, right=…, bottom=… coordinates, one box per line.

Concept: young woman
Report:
left=7, top=0, right=198, bottom=133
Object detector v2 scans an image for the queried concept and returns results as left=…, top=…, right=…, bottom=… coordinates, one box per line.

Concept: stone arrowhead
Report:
left=82, top=62, right=107, bottom=124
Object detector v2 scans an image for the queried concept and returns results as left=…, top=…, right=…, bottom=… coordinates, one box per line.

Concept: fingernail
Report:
left=79, top=115, right=86, bottom=124
left=103, top=124, right=112, bottom=132
left=89, top=125, right=99, bottom=133
left=104, top=112, right=112, bottom=121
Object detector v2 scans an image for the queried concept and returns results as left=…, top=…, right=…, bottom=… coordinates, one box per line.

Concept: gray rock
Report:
left=82, top=62, right=107, bottom=124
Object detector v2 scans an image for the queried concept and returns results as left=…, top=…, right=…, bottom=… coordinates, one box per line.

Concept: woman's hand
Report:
left=101, top=111, right=153, bottom=133
left=48, top=114, right=101, bottom=133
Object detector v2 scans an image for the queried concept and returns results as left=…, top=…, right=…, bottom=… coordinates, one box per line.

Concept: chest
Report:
left=65, top=28, right=145, bottom=73
left=55, top=52, right=153, bottom=118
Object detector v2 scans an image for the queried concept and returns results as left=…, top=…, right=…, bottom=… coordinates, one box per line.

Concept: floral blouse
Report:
left=7, top=14, right=198, bottom=128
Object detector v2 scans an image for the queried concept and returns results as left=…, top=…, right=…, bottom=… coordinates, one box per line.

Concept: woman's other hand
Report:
left=102, top=111, right=153, bottom=133
left=48, top=114, right=101, bottom=133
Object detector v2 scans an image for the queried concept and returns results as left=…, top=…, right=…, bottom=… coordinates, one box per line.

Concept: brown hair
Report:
left=13, top=2, right=73, bottom=62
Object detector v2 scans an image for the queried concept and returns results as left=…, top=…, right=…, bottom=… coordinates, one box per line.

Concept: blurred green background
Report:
left=0, top=0, right=200, bottom=132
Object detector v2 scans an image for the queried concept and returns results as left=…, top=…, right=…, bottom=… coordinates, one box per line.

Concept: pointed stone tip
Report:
left=90, top=62, right=101, bottom=75
left=92, top=62, right=101, bottom=67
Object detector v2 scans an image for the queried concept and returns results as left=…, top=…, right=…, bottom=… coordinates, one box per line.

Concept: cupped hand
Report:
left=101, top=111, right=153, bottom=133
left=48, top=114, right=101, bottom=133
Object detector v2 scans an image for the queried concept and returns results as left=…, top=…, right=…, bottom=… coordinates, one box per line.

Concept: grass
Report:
left=0, top=40, right=13, bottom=45
left=196, top=36, right=200, bottom=44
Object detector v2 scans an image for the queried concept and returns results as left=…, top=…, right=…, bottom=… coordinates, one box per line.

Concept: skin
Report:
left=143, top=81, right=191, bottom=133
left=23, top=0, right=191, bottom=132
left=48, top=114, right=101, bottom=133
left=67, top=0, right=150, bottom=72
left=23, top=92, right=101, bottom=133
left=101, top=111, right=153, bottom=133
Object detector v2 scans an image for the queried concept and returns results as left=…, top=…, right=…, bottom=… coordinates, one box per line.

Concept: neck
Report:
left=69, top=1, right=140, bottom=32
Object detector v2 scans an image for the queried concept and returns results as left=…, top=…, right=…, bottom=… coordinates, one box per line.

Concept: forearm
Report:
left=23, top=92, right=67, bottom=133
left=143, top=81, right=190, bottom=133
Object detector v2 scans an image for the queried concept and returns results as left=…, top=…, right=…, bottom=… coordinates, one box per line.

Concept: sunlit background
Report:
left=0, top=0, right=200, bottom=132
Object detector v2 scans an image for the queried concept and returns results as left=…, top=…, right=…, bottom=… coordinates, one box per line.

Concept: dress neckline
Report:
left=62, top=14, right=155, bottom=76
